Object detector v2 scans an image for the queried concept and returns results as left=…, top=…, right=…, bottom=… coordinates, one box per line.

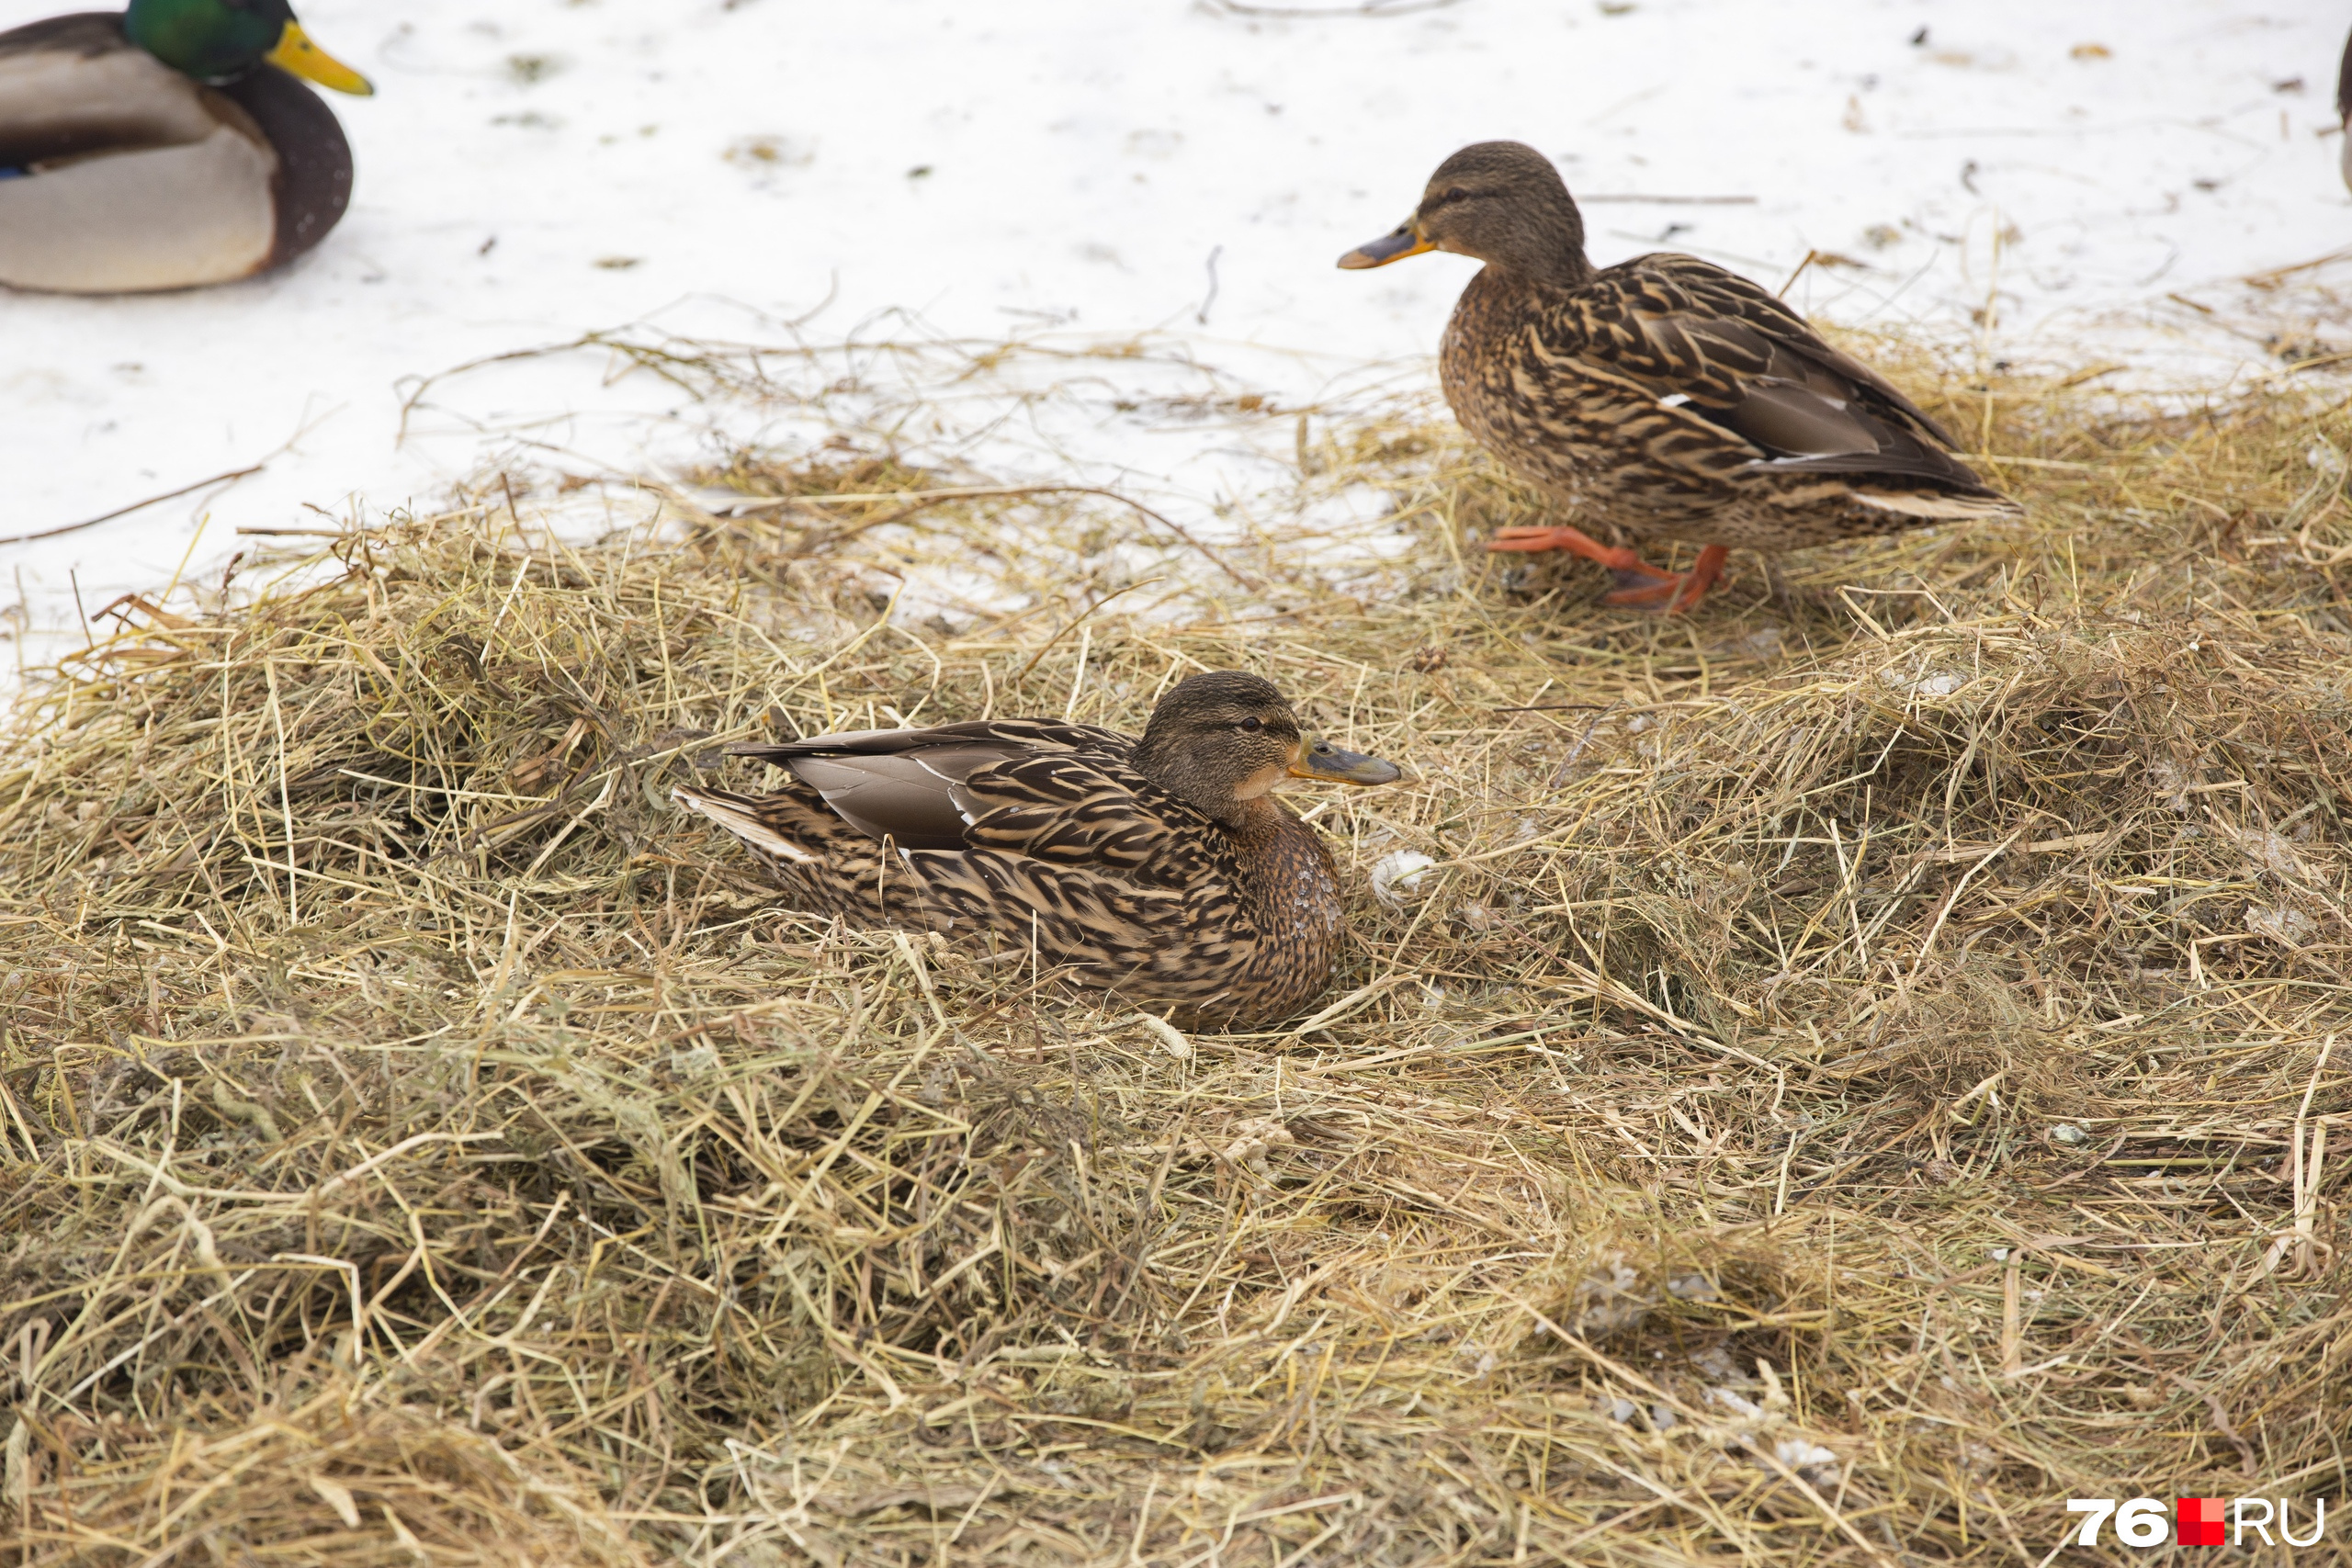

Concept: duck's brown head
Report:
left=1338, top=140, right=1590, bottom=288
left=1132, top=671, right=1398, bottom=829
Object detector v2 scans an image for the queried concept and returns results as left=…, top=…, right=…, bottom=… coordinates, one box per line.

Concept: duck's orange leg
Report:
left=1488, top=526, right=1728, bottom=615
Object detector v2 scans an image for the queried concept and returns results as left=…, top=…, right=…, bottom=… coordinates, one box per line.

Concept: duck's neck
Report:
left=1221, top=795, right=1288, bottom=856
left=1476, top=197, right=1597, bottom=292
left=1485, top=244, right=1596, bottom=294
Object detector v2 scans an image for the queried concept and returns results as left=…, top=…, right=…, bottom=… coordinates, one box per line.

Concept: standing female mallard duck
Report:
left=673, top=671, right=1402, bottom=1028
left=1340, top=141, right=2018, bottom=613
left=0, top=0, right=371, bottom=294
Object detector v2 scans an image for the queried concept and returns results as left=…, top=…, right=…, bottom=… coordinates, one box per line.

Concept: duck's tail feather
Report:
left=672, top=785, right=817, bottom=864
left=1849, top=487, right=2024, bottom=521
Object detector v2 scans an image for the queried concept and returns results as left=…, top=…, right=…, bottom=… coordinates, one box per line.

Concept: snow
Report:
left=2, top=0, right=2346, bottom=667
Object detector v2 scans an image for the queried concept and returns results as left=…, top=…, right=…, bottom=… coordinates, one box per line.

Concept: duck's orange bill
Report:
left=1338, top=220, right=1435, bottom=269
left=268, top=21, right=375, bottom=96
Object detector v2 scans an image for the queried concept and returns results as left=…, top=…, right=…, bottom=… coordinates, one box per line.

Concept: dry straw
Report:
left=1, top=341, right=2348, bottom=1565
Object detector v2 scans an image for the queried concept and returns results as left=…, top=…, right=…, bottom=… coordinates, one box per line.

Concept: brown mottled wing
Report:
left=951, top=750, right=1234, bottom=888
left=728, top=718, right=1132, bottom=852
left=730, top=718, right=1126, bottom=773
left=876, top=752, right=1254, bottom=1016
left=731, top=719, right=1129, bottom=762
left=727, top=715, right=1231, bottom=893
left=1562, top=253, right=1994, bottom=491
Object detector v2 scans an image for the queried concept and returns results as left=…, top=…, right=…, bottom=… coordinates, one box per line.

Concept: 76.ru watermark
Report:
left=2066, top=1496, right=2330, bottom=1548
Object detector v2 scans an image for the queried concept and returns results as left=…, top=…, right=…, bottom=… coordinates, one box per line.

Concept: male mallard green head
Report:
left=1131, top=671, right=1399, bottom=829
left=1339, top=140, right=1591, bottom=288
left=124, top=0, right=372, bottom=95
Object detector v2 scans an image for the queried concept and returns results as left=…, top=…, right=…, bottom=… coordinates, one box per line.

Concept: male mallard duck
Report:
left=0, top=0, right=371, bottom=294
left=673, top=671, right=1402, bottom=1028
left=2338, top=26, right=2352, bottom=190
left=1340, top=141, right=2019, bottom=612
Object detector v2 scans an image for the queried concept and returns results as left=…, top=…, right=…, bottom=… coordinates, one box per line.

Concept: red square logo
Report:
left=2177, top=1497, right=2226, bottom=1546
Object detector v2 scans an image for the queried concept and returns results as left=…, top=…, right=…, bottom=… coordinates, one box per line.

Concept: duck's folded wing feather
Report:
left=722, top=719, right=1213, bottom=878
left=1577, top=254, right=1993, bottom=491
left=1714, top=379, right=1989, bottom=487
left=724, top=719, right=1132, bottom=852
left=784, top=743, right=1027, bottom=851
left=729, top=717, right=1125, bottom=762
left=1620, top=256, right=1960, bottom=439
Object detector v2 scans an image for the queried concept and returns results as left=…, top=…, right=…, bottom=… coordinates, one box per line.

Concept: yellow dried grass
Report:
left=0, top=344, right=2348, bottom=1565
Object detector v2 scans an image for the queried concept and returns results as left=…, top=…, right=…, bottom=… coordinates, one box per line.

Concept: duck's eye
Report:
left=1432, top=186, right=1469, bottom=206
left=1238, top=716, right=1263, bottom=733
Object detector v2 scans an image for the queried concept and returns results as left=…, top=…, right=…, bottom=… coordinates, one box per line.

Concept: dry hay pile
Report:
left=2, top=359, right=2349, bottom=1566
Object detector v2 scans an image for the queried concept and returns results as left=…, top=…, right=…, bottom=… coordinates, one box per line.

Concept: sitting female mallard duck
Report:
left=1340, top=141, right=2018, bottom=613
left=0, top=0, right=371, bottom=294
left=673, top=671, right=1401, bottom=1028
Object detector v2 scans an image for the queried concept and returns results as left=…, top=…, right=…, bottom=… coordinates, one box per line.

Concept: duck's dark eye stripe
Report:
left=1239, top=716, right=1263, bottom=732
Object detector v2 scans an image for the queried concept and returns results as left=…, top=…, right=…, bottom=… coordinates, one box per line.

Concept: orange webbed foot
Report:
left=1489, top=528, right=1728, bottom=615
left=1600, top=571, right=1685, bottom=608
left=1600, top=545, right=1727, bottom=614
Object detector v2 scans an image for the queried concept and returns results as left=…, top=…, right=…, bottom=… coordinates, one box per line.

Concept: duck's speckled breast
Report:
left=1439, top=266, right=1607, bottom=504
left=1225, top=806, right=1348, bottom=1027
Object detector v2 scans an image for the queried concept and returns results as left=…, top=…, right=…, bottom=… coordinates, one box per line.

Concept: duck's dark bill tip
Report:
left=1337, top=229, right=1434, bottom=270
left=1290, top=744, right=1403, bottom=786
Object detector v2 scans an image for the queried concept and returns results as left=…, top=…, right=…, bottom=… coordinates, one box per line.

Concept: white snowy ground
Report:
left=2, top=0, right=2346, bottom=664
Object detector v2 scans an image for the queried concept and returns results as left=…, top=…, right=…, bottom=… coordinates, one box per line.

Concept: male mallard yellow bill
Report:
left=0, top=0, right=371, bottom=293
left=673, top=671, right=1402, bottom=1029
left=1340, top=141, right=2019, bottom=613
